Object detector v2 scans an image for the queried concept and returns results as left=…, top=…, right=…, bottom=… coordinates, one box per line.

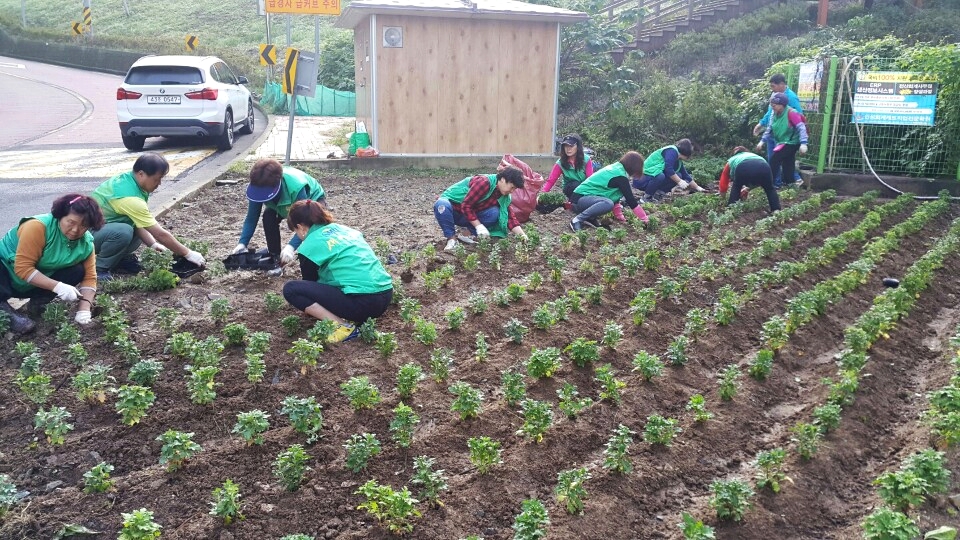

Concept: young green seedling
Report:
left=429, top=348, right=455, bottom=383
left=343, top=432, right=381, bottom=473
left=34, top=406, right=74, bottom=445
left=156, top=430, right=202, bottom=471
left=233, top=410, right=271, bottom=445
left=565, top=338, right=600, bottom=368
left=555, top=467, right=591, bottom=515
left=280, top=395, right=324, bottom=443
left=449, top=381, right=483, bottom=420
left=516, top=399, right=553, bottom=443
left=390, top=402, right=420, bottom=448
left=274, top=444, right=310, bottom=491
left=686, top=394, right=713, bottom=423
left=210, top=478, right=244, bottom=525
left=118, top=508, right=162, bottom=540
left=83, top=462, right=115, bottom=494
left=602, top=424, right=635, bottom=474
left=502, top=370, right=527, bottom=407
left=340, top=376, right=381, bottom=410
left=467, top=436, right=502, bottom=474
left=410, top=455, right=448, bottom=507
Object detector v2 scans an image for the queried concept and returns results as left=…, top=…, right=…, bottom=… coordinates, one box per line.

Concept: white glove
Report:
left=756, top=140, right=765, bottom=150
left=676, top=180, right=689, bottom=190
left=280, top=244, right=297, bottom=265
left=75, top=310, right=92, bottom=325
left=53, top=282, right=80, bottom=302
left=517, top=231, right=529, bottom=242
left=474, top=224, right=490, bottom=239
left=184, top=250, right=206, bottom=267
left=151, top=242, right=169, bottom=252
left=231, top=243, right=247, bottom=255
left=799, top=144, right=808, bottom=154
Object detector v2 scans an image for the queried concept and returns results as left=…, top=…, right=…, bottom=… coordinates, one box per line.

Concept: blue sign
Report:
left=852, top=71, right=938, bottom=127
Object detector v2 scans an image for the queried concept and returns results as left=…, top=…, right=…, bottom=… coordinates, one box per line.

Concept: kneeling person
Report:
left=282, top=200, right=393, bottom=343
left=434, top=167, right=528, bottom=252
left=91, top=153, right=205, bottom=280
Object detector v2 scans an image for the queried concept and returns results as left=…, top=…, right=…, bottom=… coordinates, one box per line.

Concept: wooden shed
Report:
left=335, top=0, right=588, bottom=157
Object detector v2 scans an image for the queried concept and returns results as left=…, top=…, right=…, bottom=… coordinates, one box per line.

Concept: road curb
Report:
left=151, top=105, right=273, bottom=220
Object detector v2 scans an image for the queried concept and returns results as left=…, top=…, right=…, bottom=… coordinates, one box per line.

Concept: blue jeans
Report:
left=433, top=198, right=500, bottom=238
left=637, top=173, right=675, bottom=199
left=573, top=196, right=614, bottom=222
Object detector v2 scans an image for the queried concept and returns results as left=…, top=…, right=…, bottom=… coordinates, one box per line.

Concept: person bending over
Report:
left=718, top=146, right=781, bottom=213
left=233, top=158, right=327, bottom=267
left=633, top=138, right=706, bottom=202
left=90, top=153, right=205, bottom=280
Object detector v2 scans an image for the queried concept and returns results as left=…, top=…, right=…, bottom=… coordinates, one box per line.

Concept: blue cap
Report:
left=246, top=181, right=282, bottom=203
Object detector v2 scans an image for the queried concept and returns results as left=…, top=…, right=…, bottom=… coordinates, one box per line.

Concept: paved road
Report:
left=0, top=55, right=266, bottom=232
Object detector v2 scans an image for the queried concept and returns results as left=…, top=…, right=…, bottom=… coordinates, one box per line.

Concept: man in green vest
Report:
left=232, top=158, right=327, bottom=268
left=91, top=153, right=206, bottom=281
left=434, top=167, right=528, bottom=252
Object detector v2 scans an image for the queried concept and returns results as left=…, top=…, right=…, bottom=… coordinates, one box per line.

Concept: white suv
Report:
left=116, top=55, right=254, bottom=151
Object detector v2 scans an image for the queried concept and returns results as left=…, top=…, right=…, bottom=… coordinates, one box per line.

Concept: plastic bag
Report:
left=355, top=146, right=379, bottom=158
left=498, top=154, right=544, bottom=224
left=348, top=132, right=371, bottom=156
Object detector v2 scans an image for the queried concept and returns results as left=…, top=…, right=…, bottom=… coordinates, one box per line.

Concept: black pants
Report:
left=263, top=197, right=327, bottom=255
left=728, top=159, right=781, bottom=212
left=769, top=143, right=800, bottom=190
left=0, top=263, right=85, bottom=302
left=283, top=280, right=393, bottom=323
left=562, top=181, right=581, bottom=201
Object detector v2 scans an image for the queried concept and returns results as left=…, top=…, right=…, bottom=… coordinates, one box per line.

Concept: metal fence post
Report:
left=816, top=56, right=839, bottom=174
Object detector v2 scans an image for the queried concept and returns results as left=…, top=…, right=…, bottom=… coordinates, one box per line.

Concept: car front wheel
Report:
left=239, top=100, right=254, bottom=135
left=122, top=135, right=145, bottom=151
left=218, top=111, right=234, bottom=151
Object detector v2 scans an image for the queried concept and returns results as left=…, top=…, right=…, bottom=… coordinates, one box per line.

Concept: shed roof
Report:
left=335, top=0, right=589, bottom=29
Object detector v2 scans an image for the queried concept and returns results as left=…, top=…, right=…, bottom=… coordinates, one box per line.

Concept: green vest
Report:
left=267, top=167, right=326, bottom=218
left=0, top=214, right=94, bottom=294
left=642, top=146, right=676, bottom=177
left=771, top=107, right=801, bottom=145
left=727, top=152, right=767, bottom=183
left=573, top=162, right=627, bottom=202
left=297, top=223, right=393, bottom=295
left=91, top=171, right=149, bottom=226
left=556, top=158, right=589, bottom=188
left=441, top=175, right=510, bottom=238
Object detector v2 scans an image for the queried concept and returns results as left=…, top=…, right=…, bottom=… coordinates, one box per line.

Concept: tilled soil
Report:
left=1, top=168, right=958, bottom=540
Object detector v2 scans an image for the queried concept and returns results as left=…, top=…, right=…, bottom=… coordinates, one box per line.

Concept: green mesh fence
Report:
left=787, top=57, right=960, bottom=179
left=259, top=81, right=356, bottom=117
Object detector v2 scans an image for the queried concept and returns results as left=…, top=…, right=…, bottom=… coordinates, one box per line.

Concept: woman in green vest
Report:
left=233, top=158, right=327, bottom=267
left=718, top=147, right=781, bottom=212
left=633, top=138, right=707, bottom=202
left=0, top=194, right=105, bottom=334
left=757, top=92, right=809, bottom=191
left=282, top=200, right=393, bottom=343
left=541, top=134, right=596, bottom=200
left=570, top=151, right=649, bottom=231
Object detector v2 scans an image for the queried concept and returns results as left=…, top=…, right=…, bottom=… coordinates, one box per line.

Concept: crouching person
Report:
left=570, top=151, right=649, bottom=231
left=281, top=200, right=393, bottom=343
left=718, top=146, right=781, bottom=212
left=434, top=167, right=528, bottom=252
left=0, top=194, right=104, bottom=334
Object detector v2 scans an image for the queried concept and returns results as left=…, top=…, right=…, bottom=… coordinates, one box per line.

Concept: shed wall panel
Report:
left=353, top=19, right=372, bottom=134
left=365, top=15, right=558, bottom=155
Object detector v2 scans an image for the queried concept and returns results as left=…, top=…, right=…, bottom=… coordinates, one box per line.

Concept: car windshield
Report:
left=125, top=66, right=204, bottom=85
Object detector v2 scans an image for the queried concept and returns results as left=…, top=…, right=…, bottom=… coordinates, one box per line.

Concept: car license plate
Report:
left=147, top=95, right=181, bottom=104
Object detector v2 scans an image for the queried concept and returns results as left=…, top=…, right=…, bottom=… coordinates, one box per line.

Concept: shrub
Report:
left=114, top=385, right=155, bottom=426
left=449, top=381, right=483, bottom=420
left=390, top=402, right=420, bottom=448
left=467, top=436, right=502, bottom=474
left=526, top=347, right=562, bottom=379
left=565, top=337, right=600, bottom=368
left=643, top=414, right=681, bottom=446
left=340, top=376, right=381, bottom=410
left=280, top=396, right=324, bottom=443
left=512, top=499, right=550, bottom=540
left=118, top=508, right=162, bottom=540
left=709, top=478, right=754, bottom=522
left=861, top=506, right=920, bottom=540
left=274, top=444, right=311, bottom=491
left=343, top=432, right=381, bottom=473
left=128, top=359, right=163, bottom=387
left=34, top=406, right=74, bottom=445
left=603, top=424, right=635, bottom=474
left=156, top=430, right=202, bottom=471
left=555, top=467, right=591, bottom=515
left=210, top=478, right=244, bottom=525
left=233, top=410, right=271, bottom=445
left=516, top=399, right=554, bottom=443
left=754, top=448, right=788, bottom=493
left=83, top=462, right=115, bottom=494
left=411, top=455, right=448, bottom=507
left=355, top=479, right=421, bottom=535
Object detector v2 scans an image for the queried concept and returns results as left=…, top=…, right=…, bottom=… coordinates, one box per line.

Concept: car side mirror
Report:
left=237, top=76, right=249, bottom=85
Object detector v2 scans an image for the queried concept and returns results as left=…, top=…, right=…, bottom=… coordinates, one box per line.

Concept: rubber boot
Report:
left=0, top=301, right=36, bottom=335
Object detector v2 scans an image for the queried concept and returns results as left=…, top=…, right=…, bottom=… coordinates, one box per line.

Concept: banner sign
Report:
left=797, top=60, right=823, bottom=113
left=852, top=71, right=938, bottom=126
left=264, top=0, right=341, bottom=15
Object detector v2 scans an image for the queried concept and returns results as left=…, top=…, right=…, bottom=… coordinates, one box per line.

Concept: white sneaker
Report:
left=443, top=239, right=458, bottom=252
left=456, top=234, right=476, bottom=245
